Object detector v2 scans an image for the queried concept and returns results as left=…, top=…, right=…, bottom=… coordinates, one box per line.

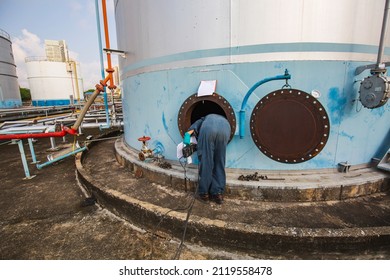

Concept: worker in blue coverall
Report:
left=184, top=114, right=231, bottom=204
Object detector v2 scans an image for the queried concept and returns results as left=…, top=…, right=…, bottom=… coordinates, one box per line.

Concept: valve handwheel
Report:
left=138, top=136, right=151, bottom=143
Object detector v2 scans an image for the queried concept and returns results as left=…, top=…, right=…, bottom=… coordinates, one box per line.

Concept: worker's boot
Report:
left=211, top=194, right=224, bottom=204
left=196, top=193, right=209, bottom=203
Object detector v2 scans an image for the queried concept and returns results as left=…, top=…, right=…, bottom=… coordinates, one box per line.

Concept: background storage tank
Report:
left=0, top=28, right=22, bottom=108
left=114, top=0, right=390, bottom=171
left=26, top=40, right=84, bottom=106
left=26, top=57, right=84, bottom=106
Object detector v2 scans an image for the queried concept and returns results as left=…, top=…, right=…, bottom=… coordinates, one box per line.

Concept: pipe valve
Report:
left=138, top=136, right=153, bottom=161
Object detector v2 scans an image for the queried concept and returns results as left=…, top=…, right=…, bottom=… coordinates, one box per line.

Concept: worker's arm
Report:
left=184, top=116, right=205, bottom=145
left=188, top=117, right=204, bottom=136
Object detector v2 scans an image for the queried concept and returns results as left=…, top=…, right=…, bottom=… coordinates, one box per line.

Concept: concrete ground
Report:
left=1, top=128, right=390, bottom=260
left=78, top=133, right=390, bottom=259
left=0, top=128, right=222, bottom=260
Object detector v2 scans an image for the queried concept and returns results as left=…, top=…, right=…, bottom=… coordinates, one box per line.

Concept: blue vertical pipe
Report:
left=27, top=138, right=38, bottom=164
left=17, top=140, right=32, bottom=178
left=239, top=69, right=291, bottom=139
left=95, top=0, right=110, bottom=127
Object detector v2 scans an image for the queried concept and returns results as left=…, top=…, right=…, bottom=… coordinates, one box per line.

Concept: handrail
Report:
left=0, top=28, right=10, bottom=40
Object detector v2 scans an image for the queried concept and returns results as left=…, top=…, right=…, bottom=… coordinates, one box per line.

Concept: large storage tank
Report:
left=114, top=0, right=390, bottom=171
left=0, top=28, right=22, bottom=108
left=26, top=57, right=84, bottom=106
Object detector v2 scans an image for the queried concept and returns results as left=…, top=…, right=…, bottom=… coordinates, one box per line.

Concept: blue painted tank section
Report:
left=121, top=60, right=390, bottom=170
left=31, top=99, right=75, bottom=106
left=115, top=0, right=390, bottom=172
left=0, top=99, right=22, bottom=108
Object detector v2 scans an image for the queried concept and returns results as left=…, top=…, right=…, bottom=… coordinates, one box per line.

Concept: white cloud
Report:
left=11, top=29, right=101, bottom=91
left=12, top=29, right=45, bottom=88
left=14, top=29, right=44, bottom=55
left=79, top=60, right=102, bottom=91
left=69, top=1, right=83, bottom=13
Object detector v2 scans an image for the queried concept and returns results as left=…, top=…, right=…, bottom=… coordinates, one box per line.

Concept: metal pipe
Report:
left=0, top=121, right=31, bottom=129
left=100, top=0, right=116, bottom=92
left=0, top=105, right=72, bottom=114
left=72, top=61, right=81, bottom=103
left=80, top=121, right=123, bottom=128
left=68, top=59, right=76, bottom=104
left=101, top=0, right=115, bottom=127
left=36, top=146, right=87, bottom=170
left=49, top=137, right=58, bottom=151
left=101, top=0, right=113, bottom=73
left=239, top=70, right=291, bottom=139
left=0, top=131, right=65, bottom=140
left=95, top=0, right=105, bottom=82
left=0, top=126, right=76, bottom=140
left=71, top=89, right=101, bottom=131
left=27, top=138, right=38, bottom=164
left=377, top=0, right=390, bottom=67
left=95, top=0, right=111, bottom=126
left=17, top=140, right=35, bottom=179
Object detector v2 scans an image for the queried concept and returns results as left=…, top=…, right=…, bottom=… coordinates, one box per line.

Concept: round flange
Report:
left=250, top=88, right=330, bottom=163
left=359, top=75, right=390, bottom=108
left=178, top=93, right=236, bottom=141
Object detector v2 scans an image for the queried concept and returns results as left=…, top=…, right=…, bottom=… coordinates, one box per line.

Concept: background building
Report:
left=45, top=39, right=69, bottom=62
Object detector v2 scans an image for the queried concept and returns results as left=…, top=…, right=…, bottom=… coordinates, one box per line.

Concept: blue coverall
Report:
left=188, top=114, right=231, bottom=196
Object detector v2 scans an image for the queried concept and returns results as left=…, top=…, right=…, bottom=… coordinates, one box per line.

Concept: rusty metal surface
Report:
left=177, top=93, right=236, bottom=141
left=250, top=89, right=330, bottom=163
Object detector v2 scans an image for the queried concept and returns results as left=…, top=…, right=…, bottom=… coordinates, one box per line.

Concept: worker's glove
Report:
left=183, top=132, right=191, bottom=146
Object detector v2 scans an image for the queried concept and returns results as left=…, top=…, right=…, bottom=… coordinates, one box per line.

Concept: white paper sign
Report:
left=197, top=80, right=216, bottom=96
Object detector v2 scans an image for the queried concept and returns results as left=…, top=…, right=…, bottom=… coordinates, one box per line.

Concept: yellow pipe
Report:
left=71, top=88, right=101, bottom=131
left=72, top=61, right=81, bottom=103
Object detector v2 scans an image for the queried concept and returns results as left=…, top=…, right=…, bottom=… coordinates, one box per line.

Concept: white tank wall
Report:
left=0, top=29, right=22, bottom=108
left=116, top=0, right=231, bottom=62
left=117, top=0, right=389, bottom=75
left=232, top=0, right=384, bottom=46
left=115, top=0, right=390, bottom=170
left=26, top=60, right=84, bottom=106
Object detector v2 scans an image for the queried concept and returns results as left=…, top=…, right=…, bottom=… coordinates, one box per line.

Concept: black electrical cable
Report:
left=148, top=156, right=199, bottom=260
left=173, top=186, right=196, bottom=260
left=173, top=156, right=200, bottom=260
left=148, top=201, right=192, bottom=259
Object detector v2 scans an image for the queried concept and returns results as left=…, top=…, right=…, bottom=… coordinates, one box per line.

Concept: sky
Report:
left=0, top=0, right=118, bottom=90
